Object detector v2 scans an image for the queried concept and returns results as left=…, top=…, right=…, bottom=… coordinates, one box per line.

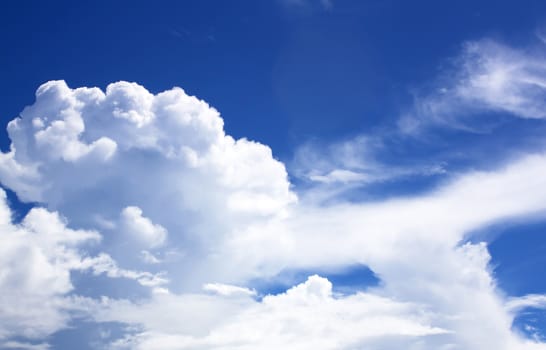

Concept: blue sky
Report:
left=1, top=1, right=546, bottom=349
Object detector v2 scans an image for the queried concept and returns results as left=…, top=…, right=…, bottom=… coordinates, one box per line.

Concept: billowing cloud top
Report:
left=1, top=80, right=295, bottom=212
left=0, top=80, right=297, bottom=287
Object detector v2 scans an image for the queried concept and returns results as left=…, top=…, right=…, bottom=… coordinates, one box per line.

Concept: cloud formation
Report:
left=97, top=275, right=444, bottom=350
left=119, top=206, right=167, bottom=248
left=0, top=80, right=296, bottom=288
left=0, top=189, right=164, bottom=345
left=399, top=40, right=546, bottom=133
left=0, top=78, right=545, bottom=349
left=292, top=135, right=446, bottom=190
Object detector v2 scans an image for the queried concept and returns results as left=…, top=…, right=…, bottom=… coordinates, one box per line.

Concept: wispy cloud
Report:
left=292, top=135, right=446, bottom=191
left=400, top=39, right=546, bottom=133
left=506, top=294, right=546, bottom=313
left=291, top=38, right=546, bottom=199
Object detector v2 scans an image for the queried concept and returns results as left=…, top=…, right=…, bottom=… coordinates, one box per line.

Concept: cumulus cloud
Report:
left=86, top=152, right=546, bottom=349
left=207, top=153, right=546, bottom=349
left=1, top=80, right=546, bottom=349
left=399, top=39, right=546, bottom=133
left=0, top=188, right=164, bottom=344
left=0, top=80, right=296, bottom=289
left=0, top=80, right=295, bottom=211
left=202, top=283, right=257, bottom=297
left=506, top=294, right=546, bottom=313
left=0, top=184, right=172, bottom=347
left=0, top=201, right=96, bottom=340
left=94, top=275, right=445, bottom=350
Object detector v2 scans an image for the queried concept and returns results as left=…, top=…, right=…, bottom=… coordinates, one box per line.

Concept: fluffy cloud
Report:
left=83, top=153, right=546, bottom=349
left=0, top=185, right=171, bottom=347
left=0, top=188, right=163, bottom=343
left=0, top=80, right=295, bottom=212
left=119, top=206, right=167, bottom=248
left=0, top=80, right=296, bottom=289
left=506, top=294, right=546, bottom=313
left=1, top=80, right=546, bottom=350
left=210, top=153, right=546, bottom=349
left=94, top=275, right=445, bottom=350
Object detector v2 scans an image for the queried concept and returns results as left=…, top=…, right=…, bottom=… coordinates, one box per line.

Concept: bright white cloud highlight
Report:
left=202, top=283, right=257, bottom=297
left=120, top=206, right=167, bottom=248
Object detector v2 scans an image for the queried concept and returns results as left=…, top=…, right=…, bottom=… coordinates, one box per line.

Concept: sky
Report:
left=1, top=0, right=546, bottom=349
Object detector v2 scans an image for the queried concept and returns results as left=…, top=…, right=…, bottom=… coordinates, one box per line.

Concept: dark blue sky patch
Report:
left=487, top=219, right=546, bottom=296
left=512, top=308, right=546, bottom=342
left=3, top=186, right=36, bottom=223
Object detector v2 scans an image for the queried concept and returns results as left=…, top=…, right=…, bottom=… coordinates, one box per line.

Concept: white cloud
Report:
left=78, top=151, right=546, bottom=350
left=294, top=39, right=546, bottom=193
left=0, top=80, right=296, bottom=289
left=79, top=253, right=168, bottom=288
left=141, top=250, right=161, bottom=264
left=400, top=40, right=546, bottom=133
left=1, top=80, right=295, bottom=212
left=0, top=190, right=91, bottom=346
left=202, top=283, right=257, bottom=297
left=96, top=275, right=445, bottom=350
left=0, top=188, right=166, bottom=344
left=506, top=294, right=546, bottom=313
left=1, top=80, right=546, bottom=349
left=0, top=195, right=99, bottom=341
left=227, top=153, right=546, bottom=277
left=293, top=135, right=446, bottom=188
left=308, top=168, right=370, bottom=184
left=214, top=153, right=546, bottom=349
left=120, top=206, right=167, bottom=248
